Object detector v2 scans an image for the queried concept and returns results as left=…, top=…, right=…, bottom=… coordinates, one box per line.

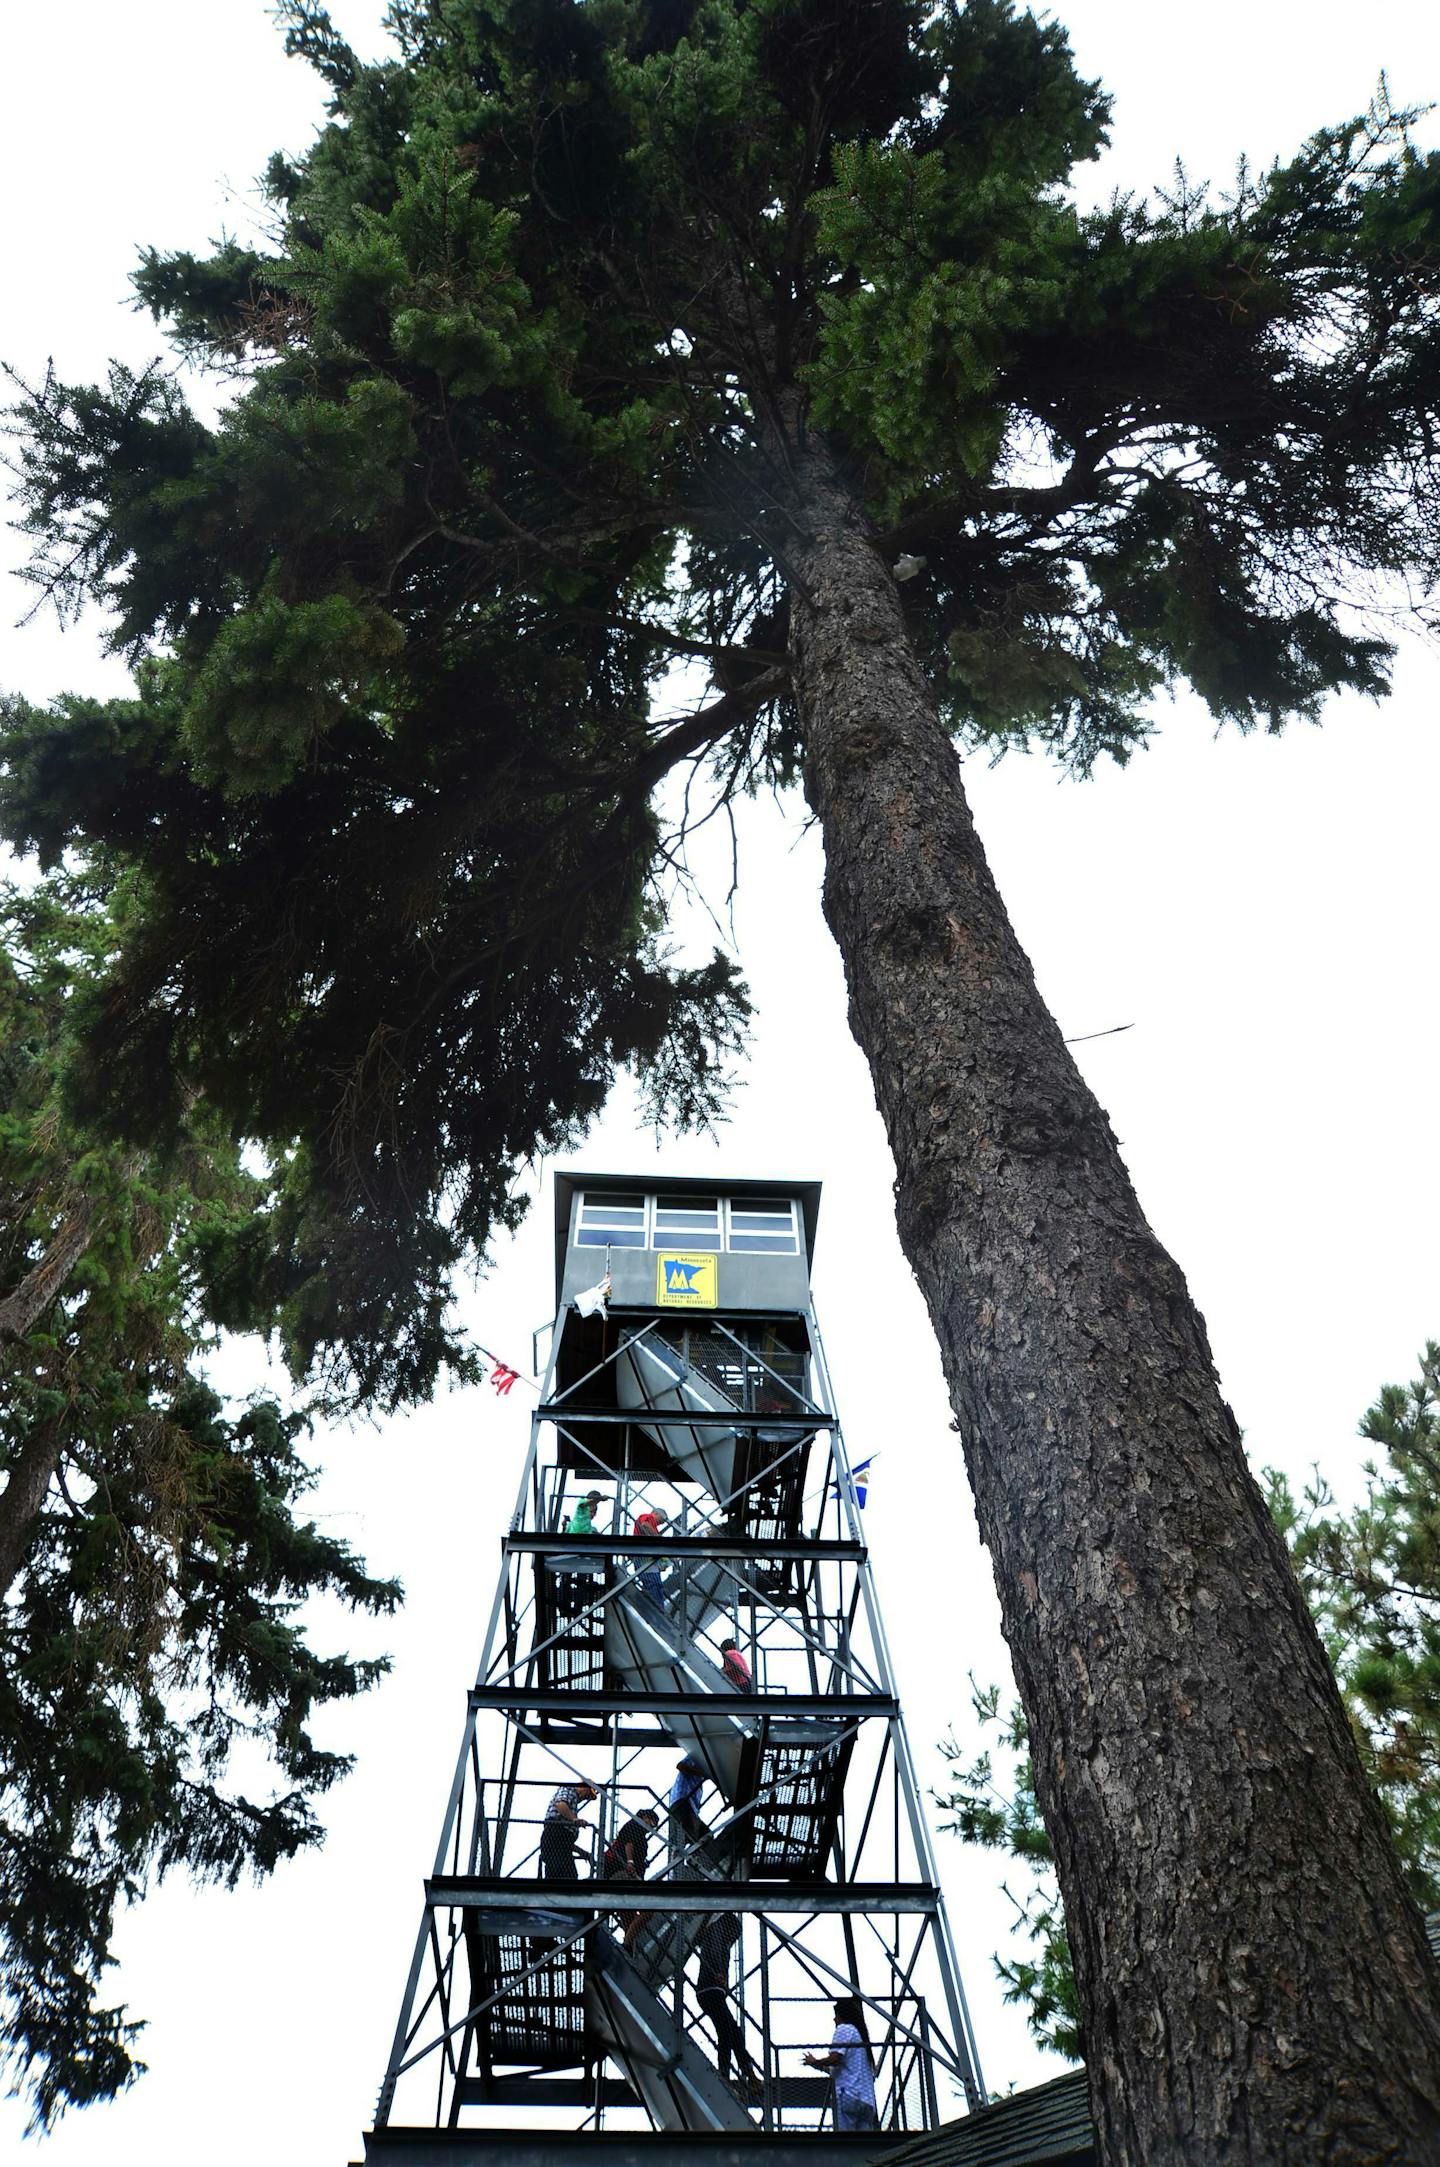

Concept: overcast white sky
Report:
left=1, top=1, right=1437, bottom=2159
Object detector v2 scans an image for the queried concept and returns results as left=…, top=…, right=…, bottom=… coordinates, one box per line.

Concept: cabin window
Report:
left=573, top=1192, right=802, bottom=1255
left=726, top=1198, right=800, bottom=1254
left=652, top=1195, right=722, bottom=1251
left=575, top=1192, right=647, bottom=1247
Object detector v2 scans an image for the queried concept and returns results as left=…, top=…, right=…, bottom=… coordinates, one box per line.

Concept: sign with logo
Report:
left=656, top=1253, right=718, bottom=1308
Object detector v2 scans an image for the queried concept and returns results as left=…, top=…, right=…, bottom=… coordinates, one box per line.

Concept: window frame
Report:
left=574, top=1190, right=651, bottom=1248
left=651, top=1193, right=724, bottom=1252
left=573, top=1191, right=803, bottom=1257
left=724, top=1196, right=801, bottom=1256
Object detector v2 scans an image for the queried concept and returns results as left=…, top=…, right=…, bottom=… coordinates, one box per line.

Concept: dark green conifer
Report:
left=0, top=879, right=399, bottom=2126
left=1270, top=1347, right=1440, bottom=1910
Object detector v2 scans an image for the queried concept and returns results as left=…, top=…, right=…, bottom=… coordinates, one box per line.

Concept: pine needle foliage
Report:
left=0, top=879, right=400, bottom=2128
left=3, top=1, right=1439, bottom=1410
left=938, top=1680, right=1084, bottom=2061
left=1267, top=1345, right=1440, bottom=1911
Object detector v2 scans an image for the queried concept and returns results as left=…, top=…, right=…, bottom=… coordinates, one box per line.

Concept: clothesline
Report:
left=476, top=1343, right=534, bottom=1398
left=475, top=1263, right=610, bottom=1399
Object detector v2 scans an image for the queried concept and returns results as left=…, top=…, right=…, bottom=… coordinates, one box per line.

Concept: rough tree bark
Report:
left=784, top=435, right=1440, bottom=2163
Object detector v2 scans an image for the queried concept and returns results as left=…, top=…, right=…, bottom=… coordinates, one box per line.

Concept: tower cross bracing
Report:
left=359, top=1173, right=984, bottom=2163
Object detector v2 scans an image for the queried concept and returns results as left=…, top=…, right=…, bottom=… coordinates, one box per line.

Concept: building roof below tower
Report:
left=865, top=2069, right=1093, bottom=2167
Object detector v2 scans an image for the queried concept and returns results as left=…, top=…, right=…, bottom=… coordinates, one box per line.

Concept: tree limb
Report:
left=0, top=1415, right=65, bottom=1602
left=0, top=1198, right=94, bottom=1347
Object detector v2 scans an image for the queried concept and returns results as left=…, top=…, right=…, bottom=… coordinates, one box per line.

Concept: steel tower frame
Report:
left=358, top=1178, right=984, bottom=2165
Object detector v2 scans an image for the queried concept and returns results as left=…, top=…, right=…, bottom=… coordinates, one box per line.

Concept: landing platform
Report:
left=359, top=2132, right=921, bottom=2167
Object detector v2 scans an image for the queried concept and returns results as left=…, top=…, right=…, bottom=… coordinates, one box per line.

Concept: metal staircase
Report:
left=586, top=1932, right=754, bottom=2132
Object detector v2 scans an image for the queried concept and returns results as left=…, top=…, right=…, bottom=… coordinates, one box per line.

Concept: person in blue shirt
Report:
left=804, top=1995, right=878, bottom=2132
left=667, top=1754, right=707, bottom=1860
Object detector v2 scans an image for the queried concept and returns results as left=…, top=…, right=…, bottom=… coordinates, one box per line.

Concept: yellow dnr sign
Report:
left=656, top=1253, right=718, bottom=1308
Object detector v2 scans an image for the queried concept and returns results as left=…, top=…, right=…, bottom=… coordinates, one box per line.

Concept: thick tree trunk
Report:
left=784, top=436, right=1440, bottom=2163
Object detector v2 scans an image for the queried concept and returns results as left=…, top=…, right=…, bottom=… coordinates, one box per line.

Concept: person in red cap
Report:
left=632, top=1505, right=669, bottom=1609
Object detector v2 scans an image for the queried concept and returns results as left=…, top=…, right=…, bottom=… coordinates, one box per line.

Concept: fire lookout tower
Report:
left=359, top=1173, right=985, bottom=2164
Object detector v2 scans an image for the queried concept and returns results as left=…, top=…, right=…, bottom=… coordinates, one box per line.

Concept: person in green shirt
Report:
left=566, top=1489, right=605, bottom=1536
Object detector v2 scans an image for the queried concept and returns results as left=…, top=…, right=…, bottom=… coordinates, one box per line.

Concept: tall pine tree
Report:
left=5, top=3, right=1440, bottom=2154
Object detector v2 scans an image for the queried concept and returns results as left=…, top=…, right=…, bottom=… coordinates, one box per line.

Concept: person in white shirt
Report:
left=803, top=1995, right=878, bottom=2132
